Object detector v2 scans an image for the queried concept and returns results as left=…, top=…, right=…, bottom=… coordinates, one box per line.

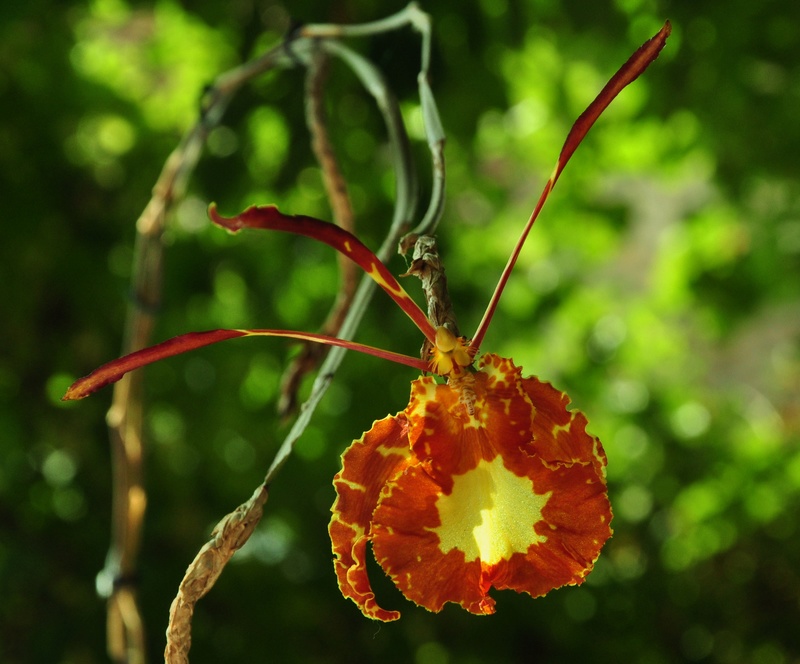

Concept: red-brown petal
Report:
left=520, top=375, right=609, bottom=479
left=329, top=414, right=412, bottom=621
left=404, top=357, right=535, bottom=489
left=209, top=203, right=437, bottom=344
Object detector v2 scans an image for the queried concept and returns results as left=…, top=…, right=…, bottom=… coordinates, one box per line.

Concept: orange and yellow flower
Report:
left=63, top=21, right=670, bottom=622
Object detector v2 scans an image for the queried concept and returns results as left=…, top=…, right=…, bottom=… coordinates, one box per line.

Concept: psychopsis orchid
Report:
left=65, top=22, right=671, bottom=621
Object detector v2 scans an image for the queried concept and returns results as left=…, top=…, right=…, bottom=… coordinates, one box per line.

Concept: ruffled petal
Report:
left=329, top=415, right=412, bottom=621
left=521, top=374, right=609, bottom=479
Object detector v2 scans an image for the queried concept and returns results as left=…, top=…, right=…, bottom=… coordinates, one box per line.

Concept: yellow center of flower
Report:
left=430, top=455, right=552, bottom=565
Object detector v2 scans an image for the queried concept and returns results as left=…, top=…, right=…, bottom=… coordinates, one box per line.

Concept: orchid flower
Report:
left=65, top=21, right=671, bottom=621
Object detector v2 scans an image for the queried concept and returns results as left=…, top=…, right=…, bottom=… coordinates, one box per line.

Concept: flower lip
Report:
left=330, top=353, right=612, bottom=621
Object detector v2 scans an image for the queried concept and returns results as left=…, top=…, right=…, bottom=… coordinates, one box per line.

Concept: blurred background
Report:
left=2, top=0, right=799, bottom=662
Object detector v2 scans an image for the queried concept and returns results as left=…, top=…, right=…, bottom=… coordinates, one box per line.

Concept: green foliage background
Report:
left=2, top=0, right=799, bottom=662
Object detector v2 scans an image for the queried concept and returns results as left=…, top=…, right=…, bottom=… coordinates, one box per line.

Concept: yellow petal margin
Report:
left=330, top=354, right=612, bottom=620
left=329, top=415, right=412, bottom=621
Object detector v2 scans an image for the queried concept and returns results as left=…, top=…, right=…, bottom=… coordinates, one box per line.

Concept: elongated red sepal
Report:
left=209, top=204, right=437, bottom=343
left=471, top=21, right=671, bottom=351
left=554, top=20, right=672, bottom=188
left=63, top=328, right=429, bottom=401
